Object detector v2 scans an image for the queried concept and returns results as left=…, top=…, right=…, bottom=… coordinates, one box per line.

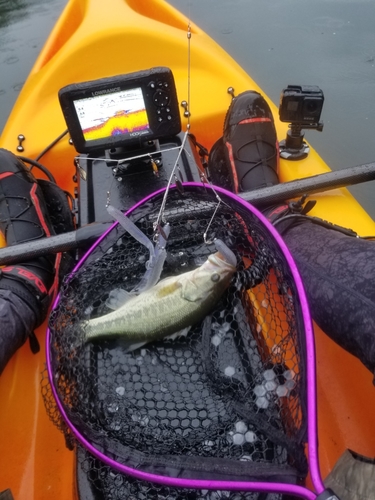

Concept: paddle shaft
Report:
left=240, top=162, right=375, bottom=206
left=0, top=222, right=112, bottom=265
left=0, top=163, right=374, bottom=266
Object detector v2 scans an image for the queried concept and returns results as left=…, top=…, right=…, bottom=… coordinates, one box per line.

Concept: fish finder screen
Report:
left=73, top=86, right=151, bottom=142
left=59, top=67, right=182, bottom=153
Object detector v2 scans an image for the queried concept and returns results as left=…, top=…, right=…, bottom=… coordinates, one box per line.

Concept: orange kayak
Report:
left=0, top=0, right=374, bottom=498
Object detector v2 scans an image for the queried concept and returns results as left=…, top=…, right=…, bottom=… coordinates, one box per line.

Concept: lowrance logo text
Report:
left=92, top=87, right=121, bottom=96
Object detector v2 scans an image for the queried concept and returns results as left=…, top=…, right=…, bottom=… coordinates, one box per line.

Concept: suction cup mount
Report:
left=279, top=124, right=309, bottom=160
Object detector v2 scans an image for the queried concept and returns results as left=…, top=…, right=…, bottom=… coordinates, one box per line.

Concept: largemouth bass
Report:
left=83, top=240, right=237, bottom=347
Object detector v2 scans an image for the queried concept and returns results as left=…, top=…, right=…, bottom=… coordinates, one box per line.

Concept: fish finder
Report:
left=58, top=67, right=181, bottom=154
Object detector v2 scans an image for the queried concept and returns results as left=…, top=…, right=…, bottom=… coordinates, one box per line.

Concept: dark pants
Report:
left=283, top=220, right=375, bottom=378
left=0, top=290, right=36, bottom=374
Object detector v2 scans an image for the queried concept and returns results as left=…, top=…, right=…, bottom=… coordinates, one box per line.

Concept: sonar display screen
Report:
left=73, top=86, right=150, bottom=142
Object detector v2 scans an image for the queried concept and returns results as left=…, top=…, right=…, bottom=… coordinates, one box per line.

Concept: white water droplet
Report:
left=233, top=433, right=245, bottom=445
left=284, top=369, right=295, bottom=380
left=256, top=396, right=269, bottom=409
left=264, top=380, right=277, bottom=392
left=235, top=421, right=248, bottom=434
left=245, top=431, right=257, bottom=443
left=276, top=385, right=289, bottom=398
left=224, top=366, right=235, bottom=377
left=263, top=369, right=276, bottom=381
left=211, top=334, right=222, bottom=347
left=107, top=403, right=119, bottom=413
left=285, top=379, right=296, bottom=390
left=253, top=384, right=266, bottom=397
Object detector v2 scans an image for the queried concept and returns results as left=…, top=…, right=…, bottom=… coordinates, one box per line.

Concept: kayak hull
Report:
left=1, top=0, right=375, bottom=498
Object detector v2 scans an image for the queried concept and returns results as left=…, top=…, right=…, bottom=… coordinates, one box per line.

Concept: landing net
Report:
left=44, top=183, right=313, bottom=499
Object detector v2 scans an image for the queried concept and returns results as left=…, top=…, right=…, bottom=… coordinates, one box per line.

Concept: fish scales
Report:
left=83, top=249, right=237, bottom=344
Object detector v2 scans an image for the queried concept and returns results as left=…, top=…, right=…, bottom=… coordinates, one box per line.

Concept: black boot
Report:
left=207, top=91, right=315, bottom=232
left=208, top=90, right=279, bottom=193
left=0, top=149, right=73, bottom=372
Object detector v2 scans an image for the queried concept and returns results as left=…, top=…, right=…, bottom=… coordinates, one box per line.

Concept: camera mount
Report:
left=278, top=85, right=324, bottom=161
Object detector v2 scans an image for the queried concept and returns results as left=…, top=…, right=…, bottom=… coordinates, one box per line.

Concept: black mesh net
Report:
left=45, top=184, right=309, bottom=499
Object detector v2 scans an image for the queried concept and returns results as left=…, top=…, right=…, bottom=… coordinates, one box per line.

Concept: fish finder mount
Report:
left=59, top=68, right=204, bottom=226
left=278, top=85, right=324, bottom=161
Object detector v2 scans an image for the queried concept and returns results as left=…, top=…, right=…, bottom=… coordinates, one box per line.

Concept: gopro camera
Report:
left=278, top=85, right=324, bottom=160
left=279, top=85, right=324, bottom=127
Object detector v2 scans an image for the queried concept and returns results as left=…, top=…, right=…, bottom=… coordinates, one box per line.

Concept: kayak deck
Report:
left=1, top=0, right=375, bottom=498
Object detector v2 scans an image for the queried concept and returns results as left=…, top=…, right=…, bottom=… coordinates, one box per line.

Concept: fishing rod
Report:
left=0, top=161, right=374, bottom=266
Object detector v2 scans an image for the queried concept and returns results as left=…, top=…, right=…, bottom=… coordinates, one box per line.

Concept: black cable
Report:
left=17, top=156, right=56, bottom=183
left=35, top=129, right=69, bottom=162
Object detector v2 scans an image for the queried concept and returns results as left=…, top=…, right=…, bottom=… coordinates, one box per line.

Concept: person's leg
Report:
left=282, top=220, right=375, bottom=377
left=0, top=290, right=37, bottom=372
left=208, top=90, right=279, bottom=192
left=208, top=92, right=375, bottom=379
left=0, top=149, right=67, bottom=373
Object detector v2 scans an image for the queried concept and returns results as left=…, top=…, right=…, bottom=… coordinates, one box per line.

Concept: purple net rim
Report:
left=46, top=182, right=323, bottom=498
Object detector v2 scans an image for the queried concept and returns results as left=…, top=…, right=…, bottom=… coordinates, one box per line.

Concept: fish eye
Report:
left=211, top=273, right=220, bottom=282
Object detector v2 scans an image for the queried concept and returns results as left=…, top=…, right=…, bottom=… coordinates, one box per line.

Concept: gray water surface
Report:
left=170, top=0, right=375, bottom=219
left=1, top=0, right=374, bottom=217
left=0, top=0, right=65, bottom=129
